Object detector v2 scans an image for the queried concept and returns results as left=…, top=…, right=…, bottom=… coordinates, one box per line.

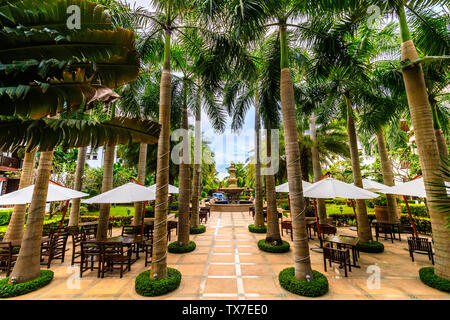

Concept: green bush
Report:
left=86, top=203, right=100, bottom=212
left=279, top=268, right=329, bottom=297
left=357, top=241, right=384, bottom=253
left=144, top=206, right=155, bottom=218
left=0, top=210, right=12, bottom=226
left=135, top=268, right=182, bottom=297
left=280, top=203, right=289, bottom=210
left=168, top=241, right=196, bottom=253
left=248, top=224, right=267, bottom=233
left=79, top=206, right=88, bottom=215
left=168, top=202, right=179, bottom=211
left=333, top=198, right=347, bottom=205
left=419, top=267, right=450, bottom=293
left=401, top=204, right=429, bottom=218
left=190, top=225, right=206, bottom=234
left=258, top=239, right=290, bottom=253
left=0, top=270, right=54, bottom=298
left=373, top=195, right=388, bottom=206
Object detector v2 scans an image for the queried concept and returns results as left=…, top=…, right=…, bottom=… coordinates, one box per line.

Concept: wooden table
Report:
left=323, top=235, right=360, bottom=268
left=105, top=235, right=142, bottom=264
left=306, top=220, right=317, bottom=240
left=371, top=220, right=401, bottom=242
left=10, top=237, right=51, bottom=248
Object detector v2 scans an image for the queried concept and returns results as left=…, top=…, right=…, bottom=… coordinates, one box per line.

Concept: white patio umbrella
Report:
left=148, top=184, right=179, bottom=194
left=275, top=181, right=312, bottom=193
left=355, top=178, right=391, bottom=192
left=0, top=182, right=88, bottom=205
left=83, top=182, right=156, bottom=204
left=303, top=178, right=379, bottom=199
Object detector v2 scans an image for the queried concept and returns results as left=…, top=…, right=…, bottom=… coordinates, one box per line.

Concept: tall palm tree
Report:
left=2, top=150, right=36, bottom=242
left=68, top=147, right=87, bottom=227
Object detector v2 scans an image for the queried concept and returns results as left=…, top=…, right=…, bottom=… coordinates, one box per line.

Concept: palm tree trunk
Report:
left=178, top=81, right=191, bottom=246
left=398, top=6, right=449, bottom=279
left=133, top=143, right=148, bottom=226
left=3, top=149, right=36, bottom=243
left=68, top=147, right=87, bottom=227
left=431, top=103, right=449, bottom=160
left=96, top=144, right=115, bottom=240
left=254, top=99, right=265, bottom=228
left=310, top=112, right=327, bottom=223
left=345, top=93, right=373, bottom=243
left=9, top=151, right=53, bottom=283
left=265, top=129, right=281, bottom=244
left=375, top=128, right=398, bottom=222
left=279, top=26, right=312, bottom=280
left=151, top=31, right=171, bottom=280
left=191, top=86, right=202, bottom=228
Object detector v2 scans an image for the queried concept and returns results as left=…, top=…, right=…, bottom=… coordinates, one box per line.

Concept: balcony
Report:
left=0, top=155, right=21, bottom=170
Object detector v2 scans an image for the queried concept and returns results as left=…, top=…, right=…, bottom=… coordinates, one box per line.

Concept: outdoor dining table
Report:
left=306, top=220, right=317, bottom=240
left=371, top=220, right=403, bottom=242
left=323, top=234, right=360, bottom=268
left=105, top=235, right=143, bottom=264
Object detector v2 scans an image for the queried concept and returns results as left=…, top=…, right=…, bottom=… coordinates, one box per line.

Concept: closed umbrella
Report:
left=83, top=182, right=156, bottom=204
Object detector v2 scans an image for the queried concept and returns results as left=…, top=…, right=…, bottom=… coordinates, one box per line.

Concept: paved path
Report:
left=4, top=211, right=449, bottom=300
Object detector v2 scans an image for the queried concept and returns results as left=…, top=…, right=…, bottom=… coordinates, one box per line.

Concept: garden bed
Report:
left=135, top=268, right=182, bottom=297
left=257, top=239, right=290, bottom=253
left=279, top=268, right=328, bottom=297
left=0, top=270, right=54, bottom=298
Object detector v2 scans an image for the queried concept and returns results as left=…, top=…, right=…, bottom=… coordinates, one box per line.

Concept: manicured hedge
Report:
left=258, top=239, right=290, bottom=253
left=279, top=268, right=329, bottom=297
left=168, top=241, right=196, bottom=253
left=0, top=270, right=54, bottom=298
left=248, top=224, right=267, bottom=233
left=401, top=204, right=428, bottom=218
left=135, top=268, right=182, bottom=297
left=0, top=210, right=13, bottom=226
left=190, top=225, right=206, bottom=234
left=419, top=267, right=450, bottom=293
left=168, top=202, right=179, bottom=211
left=357, top=241, right=384, bottom=253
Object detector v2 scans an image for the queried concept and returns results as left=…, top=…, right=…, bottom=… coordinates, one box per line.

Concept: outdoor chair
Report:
left=80, top=241, right=103, bottom=278
left=281, top=220, right=293, bottom=241
left=40, top=231, right=69, bottom=268
left=101, top=242, right=132, bottom=278
left=199, top=211, right=208, bottom=224
left=323, top=244, right=352, bottom=277
left=82, top=225, right=97, bottom=240
left=408, top=237, right=434, bottom=265
left=121, top=225, right=141, bottom=237
left=396, top=224, right=415, bottom=241
left=374, top=222, right=394, bottom=243
left=200, top=206, right=210, bottom=218
left=249, top=206, right=255, bottom=217
left=71, top=232, right=86, bottom=265
left=142, top=239, right=153, bottom=267
left=0, top=242, right=17, bottom=276
left=167, top=221, right=178, bottom=241
left=318, top=224, right=336, bottom=248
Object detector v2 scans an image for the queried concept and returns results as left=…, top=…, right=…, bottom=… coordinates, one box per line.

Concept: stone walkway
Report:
left=4, top=211, right=449, bottom=300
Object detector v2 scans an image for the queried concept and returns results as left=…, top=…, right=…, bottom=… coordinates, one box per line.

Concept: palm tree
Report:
left=1, top=0, right=142, bottom=283
left=2, top=150, right=36, bottom=243
left=68, top=147, right=88, bottom=227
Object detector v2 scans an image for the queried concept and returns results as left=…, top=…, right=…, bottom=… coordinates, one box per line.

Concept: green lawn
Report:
left=82, top=205, right=135, bottom=217
left=325, top=204, right=375, bottom=215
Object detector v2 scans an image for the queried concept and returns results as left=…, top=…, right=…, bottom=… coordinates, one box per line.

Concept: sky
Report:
left=122, top=0, right=256, bottom=179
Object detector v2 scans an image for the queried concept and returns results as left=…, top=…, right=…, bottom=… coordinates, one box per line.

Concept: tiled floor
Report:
left=3, top=211, right=449, bottom=300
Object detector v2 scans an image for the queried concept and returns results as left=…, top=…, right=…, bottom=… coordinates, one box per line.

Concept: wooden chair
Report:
left=0, top=242, right=17, bottom=276
left=121, top=225, right=141, bottom=237
left=199, top=211, right=208, bottom=224
left=40, top=231, right=69, bottom=268
left=80, top=241, right=102, bottom=278
left=71, top=232, right=86, bottom=265
left=281, top=220, right=293, bottom=241
left=167, top=221, right=178, bottom=241
left=200, top=206, right=210, bottom=218
left=101, top=242, right=131, bottom=278
left=82, top=225, right=97, bottom=240
left=323, top=244, right=352, bottom=277
left=408, top=237, right=434, bottom=265
left=141, top=239, right=153, bottom=267
left=318, top=224, right=336, bottom=248
left=249, top=206, right=255, bottom=217
left=374, top=223, right=394, bottom=243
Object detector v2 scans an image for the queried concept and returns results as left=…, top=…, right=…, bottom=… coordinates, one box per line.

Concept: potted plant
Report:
left=373, top=195, right=402, bottom=222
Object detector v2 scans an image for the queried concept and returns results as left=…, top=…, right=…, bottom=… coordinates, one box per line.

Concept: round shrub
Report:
left=419, top=267, right=450, bottom=293
left=0, top=270, right=54, bottom=298
left=168, top=241, right=196, bottom=254
left=248, top=224, right=267, bottom=233
left=258, top=239, right=290, bottom=253
left=279, top=268, right=329, bottom=297
left=135, top=268, right=182, bottom=297
left=190, top=225, right=206, bottom=234
left=357, top=241, right=384, bottom=253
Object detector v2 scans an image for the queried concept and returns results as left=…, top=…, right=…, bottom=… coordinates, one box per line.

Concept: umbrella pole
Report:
left=313, top=199, right=322, bottom=246
left=350, top=199, right=358, bottom=232
left=56, top=200, right=70, bottom=236
left=403, top=195, right=418, bottom=237
left=141, top=202, right=146, bottom=237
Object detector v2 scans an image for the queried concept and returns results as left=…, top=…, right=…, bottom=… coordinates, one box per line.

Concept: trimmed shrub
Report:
left=0, top=210, right=13, bottom=226
left=280, top=203, right=289, bottom=210
left=333, top=198, right=347, bottom=205
left=419, top=267, right=450, bottom=293
left=135, top=268, right=182, bottom=297
left=168, top=202, right=179, bottom=211
left=0, top=270, right=54, bottom=298
left=248, top=224, right=267, bottom=233
left=401, top=204, right=429, bottom=218
left=168, top=241, right=196, bottom=253
left=190, top=225, right=206, bottom=234
left=257, top=239, right=290, bottom=253
left=86, top=203, right=100, bottom=212
left=357, top=241, right=384, bottom=253
left=144, top=206, right=155, bottom=218
left=279, top=268, right=329, bottom=297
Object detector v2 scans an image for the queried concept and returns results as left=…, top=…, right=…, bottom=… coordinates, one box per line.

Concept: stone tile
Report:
left=203, top=278, right=238, bottom=294
left=207, top=264, right=236, bottom=276
left=243, top=277, right=280, bottom=295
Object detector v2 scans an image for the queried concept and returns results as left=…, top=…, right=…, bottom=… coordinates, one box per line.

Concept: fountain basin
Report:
left=210, top=200, right=254, bottom=212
